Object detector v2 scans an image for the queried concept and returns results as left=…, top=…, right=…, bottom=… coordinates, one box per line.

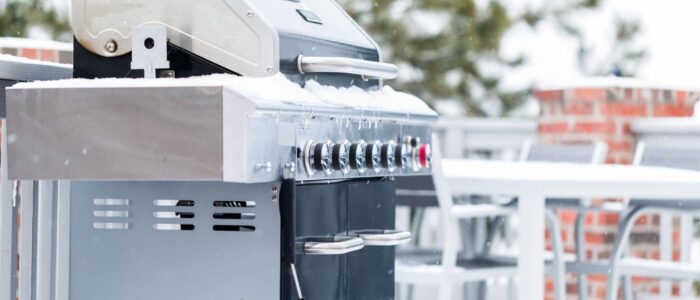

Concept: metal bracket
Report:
left=130, top=26, right=170, bottom=78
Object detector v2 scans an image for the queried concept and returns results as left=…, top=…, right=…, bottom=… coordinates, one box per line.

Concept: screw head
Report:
left=104, top=40, right=118, bottom=53
left=246, top=11, right=254, bottom=17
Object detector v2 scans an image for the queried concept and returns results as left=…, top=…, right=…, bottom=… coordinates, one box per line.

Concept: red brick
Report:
left=534, top=90, right=563, bottom=101
left=563, top=102, right=594, bottom=115
left=559, top=209, right=578, bottom=224
left=595, top=286, right=606, bottom=299
left=632, top=276, right=654, bottom=283
left=649, top=250, right=660, bottom=260
left=19, top=48, right=38, bottom=60
left=588, top=274, right=607, bottom=282
left=676, top=91, right=687, bottom=105
left=672, top=284, right=680, bottom=296
left=597, top=212, right=620, bottom=225
left=39, top=49, right=57, bottom=62
left=539, top=122, right=569, bottom=134
left=653, top=103, right=694, bottom=117
left=574, top=88, right=606, bottom=101
left=573, top=121, right=616, bottom=134
left=585, top=213, right=595, bottom=225
left=585, top=232, right=611, bottom=244
left=673, top=250, right=681, bottom=262
left=607, top=140, right=633, bottom=153
left=600, top=103, right=647, bottom=116
left=545, top=279, right=554, bottom=292
left=635, top=215, right=648, bottom=226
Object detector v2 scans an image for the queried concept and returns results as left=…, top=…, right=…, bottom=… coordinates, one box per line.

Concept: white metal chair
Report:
left=395, top=137, right=573, bottom=300
left=605, top=143, right=700, bottom=300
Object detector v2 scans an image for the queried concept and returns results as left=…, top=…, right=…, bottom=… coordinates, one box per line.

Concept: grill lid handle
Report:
left=297, top=55, right=399, bottom=80
left=302, top=236, right=365, bottom=255
left=351, top=230, right=412, bottom=246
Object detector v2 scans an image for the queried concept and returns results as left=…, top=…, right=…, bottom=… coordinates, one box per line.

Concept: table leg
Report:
left=518, top=194, right=545, bottom=300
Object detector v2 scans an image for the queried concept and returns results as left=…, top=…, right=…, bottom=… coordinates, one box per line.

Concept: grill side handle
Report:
left=297, top=55, right=399, bottom=80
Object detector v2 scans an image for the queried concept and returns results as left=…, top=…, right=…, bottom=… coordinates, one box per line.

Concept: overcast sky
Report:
left=500, top=0, right=700, bottom=91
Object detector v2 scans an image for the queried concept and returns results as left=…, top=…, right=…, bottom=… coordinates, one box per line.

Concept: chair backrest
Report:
left=633, top=142, right=700, bottom=171
left=519, top=141, right=608, bottom=164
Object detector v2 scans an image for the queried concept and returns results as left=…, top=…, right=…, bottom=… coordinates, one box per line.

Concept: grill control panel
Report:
left=297, top=133, right=432, bottom=181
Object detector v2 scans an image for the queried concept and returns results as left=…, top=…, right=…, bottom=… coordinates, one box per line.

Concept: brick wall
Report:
left=0, top=45, right=72, bottom=64
left=534, top=83, right=699, bottom=300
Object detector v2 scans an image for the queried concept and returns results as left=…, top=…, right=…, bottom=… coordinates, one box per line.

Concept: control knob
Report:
left=332, top=140, right=352, bottom=174
left=381, top=141, right=397, bottom=173
left=365, top=141, right=383, bottom=173
left=349, top=140, right=368, bottom=174
left=395, top=142, right=411, bottom=170
left=304, top=140, right=334, bottom=176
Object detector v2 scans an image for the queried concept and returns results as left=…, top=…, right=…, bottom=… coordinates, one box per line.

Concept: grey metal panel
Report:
left=0, top=79, right=15, bottom=118
left=69, top=181, right=280, bottom=300
left=35, top=181, right=54, bottom=300
left=526, top=143, right=600, bottom=163
left=630, top=145, right=700, bottom=208
left=7, top=86, right=225, bottom=181
left=18, top=181, right=34, bottom=300
left=638, top=145, right=700, bottom=171
left=0, top=59, right=72, bottom=82
left=0, top=119, right=15, bottom=300
left=54, top=181, right=70, bottom=300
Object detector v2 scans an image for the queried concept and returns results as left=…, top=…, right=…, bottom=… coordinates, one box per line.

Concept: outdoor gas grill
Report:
left=4, top=1, right=437, bottom=299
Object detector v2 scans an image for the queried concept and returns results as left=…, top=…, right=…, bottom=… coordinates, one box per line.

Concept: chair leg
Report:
left=546, top=210, right=566, bottom=300
left=411, top=207, right=425, bottom=247
left=406, top=284, right=414, bottom=300
left=622, top=276, right=633, bottom=300
left=574, top=211, right=587, bottom=300
left=438, top=217, right=460, bottom=300
left=605, top=206, right=646, bottom=300
left=477, top=216, right=506, bottom=299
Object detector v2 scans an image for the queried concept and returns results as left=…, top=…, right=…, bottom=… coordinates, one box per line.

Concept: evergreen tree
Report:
left=339, top=0, right=645, bottom=116
left=0, top=0, right=70, bottom=41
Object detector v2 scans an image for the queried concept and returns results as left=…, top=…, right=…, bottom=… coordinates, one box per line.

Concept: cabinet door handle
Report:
left=302, top=236, right=365, bottom=255
left=351, top=230, right=412, bottom=246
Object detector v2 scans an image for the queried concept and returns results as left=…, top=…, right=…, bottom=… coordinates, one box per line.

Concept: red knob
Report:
left=418, top=144, right=431, bottom=169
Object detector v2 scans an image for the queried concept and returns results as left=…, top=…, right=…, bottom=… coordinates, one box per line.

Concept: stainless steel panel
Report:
left=7, top=84, right=436, bottom=183
left=0, top=59, right=72, bottom=81
left=7, top=86, right=225, bottom=180
left=69, top=181, right=280, bottom=300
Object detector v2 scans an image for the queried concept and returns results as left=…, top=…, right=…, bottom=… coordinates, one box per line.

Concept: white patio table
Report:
left=441, top=159, right=700, bottom=300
